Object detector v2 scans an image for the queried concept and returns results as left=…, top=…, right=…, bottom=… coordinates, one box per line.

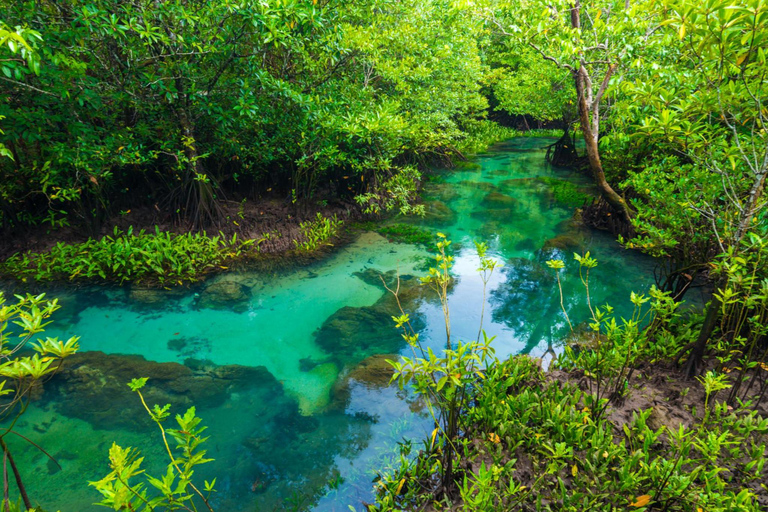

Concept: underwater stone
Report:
left=341, top=353, right=397, bottom=389
left=541, top=233, right=585, bottom=253
left=423, top=182, right=460, bottom=202
left=198, top=280, right=251, bottom=311
left=314, top=275, right=426, bottom=365
left=481, top=191, right=517, bottom=208
left=128, top=287, right=170, bottom=306
left=457, top=180, right=496, bottom=191
left=470, top=208, right=513, bottom=224
left=40, top=351, right=281, bottom=430
left=422, top=200, right=457, bottom=226
left=329, top=354, right=397, bottom=411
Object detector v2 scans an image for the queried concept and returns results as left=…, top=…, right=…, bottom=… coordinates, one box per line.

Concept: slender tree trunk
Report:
left=686, top=168, right=766, bottom=376
left=0, top=440, right=31, bottom=510
left=568, top=1, right=634, bottom=224
left=175, top=94, right=222, bottom=229
left=685, top=289, right=722, bottom=378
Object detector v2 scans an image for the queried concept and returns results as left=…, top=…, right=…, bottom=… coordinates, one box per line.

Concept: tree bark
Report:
left=0, top=440, right=31, bottom=510
left=573, top=68, right=634, bottom=223
left=685, top=290, right=722, bottom=378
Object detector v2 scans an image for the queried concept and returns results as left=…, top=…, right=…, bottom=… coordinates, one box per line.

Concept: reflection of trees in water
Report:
left=490, top=252, right=592, bottom=354
left=491, top=242, right=651, bottom=355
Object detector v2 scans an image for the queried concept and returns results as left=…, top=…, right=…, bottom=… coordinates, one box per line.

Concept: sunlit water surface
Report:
left=8, top=138, right=658, bottom=511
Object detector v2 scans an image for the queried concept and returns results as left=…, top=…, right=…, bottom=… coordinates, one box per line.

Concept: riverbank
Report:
left=371, top=353, right=768, bottom=511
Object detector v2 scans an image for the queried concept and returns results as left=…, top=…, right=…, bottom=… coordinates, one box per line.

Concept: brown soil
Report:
left=550, top=361, right=768, bottom=431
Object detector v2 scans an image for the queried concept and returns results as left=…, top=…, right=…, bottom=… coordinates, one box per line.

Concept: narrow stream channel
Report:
left=16, top=138, right=657, bottom=511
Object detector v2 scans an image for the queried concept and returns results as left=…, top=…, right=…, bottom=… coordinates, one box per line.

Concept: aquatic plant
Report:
left=0, top=227, right=254, bottom=286
left=377, top=224, right=435, bottom=246
left=384, top=235, right=502, bottom=497
left=537, top=176, right=595, bottom=208
left=0, top=292, right=79, bottom=510
left=90, top=378, right=217, bottom=512
left=293, top=213, right=343, bottom=253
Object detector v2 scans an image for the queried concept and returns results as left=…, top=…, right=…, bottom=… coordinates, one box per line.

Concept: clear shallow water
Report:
left=7, top=138, right=657, bottom=511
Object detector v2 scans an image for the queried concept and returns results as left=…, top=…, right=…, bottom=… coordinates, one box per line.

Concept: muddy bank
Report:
left=0, top=196, right=361, bottom=261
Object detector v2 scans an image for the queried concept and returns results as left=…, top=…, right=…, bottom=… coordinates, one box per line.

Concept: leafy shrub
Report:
left=293, top=213, right=344, bottom=252
left=373, top=250, right=768, bottom=511
left=0, top=292, right=79, bottom=510
left=90, top=378, right=217, bottom=511
left=355, top=165, right=426, bottom=217
left=0, top=227, right=254, bottom=286
left=455, top=120, right=521, bottom=155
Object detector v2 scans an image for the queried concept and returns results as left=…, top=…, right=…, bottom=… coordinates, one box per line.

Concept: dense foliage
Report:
left=0, top=227, right=254, bottom=285
left=0, top=0, right=490, bottom=235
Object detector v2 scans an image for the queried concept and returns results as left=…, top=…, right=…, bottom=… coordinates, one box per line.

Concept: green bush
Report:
left=456, top=120, right=521, bottom=155
left=0, top=227, right=254, bottom=286
left=293, top=213, right=344, bottom=253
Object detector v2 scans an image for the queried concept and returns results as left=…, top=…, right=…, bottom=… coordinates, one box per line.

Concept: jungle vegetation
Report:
left=1, top=0, right=768, bottom=510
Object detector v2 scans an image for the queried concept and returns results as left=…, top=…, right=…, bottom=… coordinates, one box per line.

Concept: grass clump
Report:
left=538, top=176, right=595, bottom=207
left=0, top=226, right=254, bottom=286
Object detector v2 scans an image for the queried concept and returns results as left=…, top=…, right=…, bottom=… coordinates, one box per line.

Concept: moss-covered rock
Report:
left=198, top=280, right=251, bottom=311
left=422, top=200, right=457, bottom=226
left=481, top=191, right=517, bottom=208
left=40, top=352, right=280, bottom=430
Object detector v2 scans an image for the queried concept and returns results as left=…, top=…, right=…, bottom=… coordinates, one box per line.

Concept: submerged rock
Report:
left=541, top=233, right=585, bottom=253
left=40, top=351, right=280, bottom=430
left=198, top=280, right=251, bottom=311
left=330, top=354, right=398, bottom=410
left=481, top=191, right=517, bottom=208
left=540, top=211, right=589, bottom=255
left=457, top=180, right=495, bottom=192
left=422, top=200, right=457, bottom=226
left=424, top=182, right=460, bottom=203
left=314, top=273, right=426, bottom=365
left=129, top=287, right=174, bottom=306
left=471, top=208, right=513, bottom=224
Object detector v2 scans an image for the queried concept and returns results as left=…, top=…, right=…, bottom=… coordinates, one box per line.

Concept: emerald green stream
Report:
left=12, top=138, right=656, bottom=511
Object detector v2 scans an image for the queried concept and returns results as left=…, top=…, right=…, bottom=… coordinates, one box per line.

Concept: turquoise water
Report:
left=8, top=138, right=657, bottom=511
